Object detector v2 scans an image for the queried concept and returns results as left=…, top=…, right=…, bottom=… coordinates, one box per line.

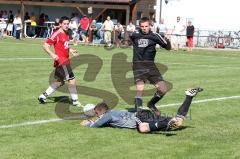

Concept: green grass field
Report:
left=0, top=38, right=240, bottom=159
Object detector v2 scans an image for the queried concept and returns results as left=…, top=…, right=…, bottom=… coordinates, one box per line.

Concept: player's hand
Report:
left=80, top=120, right=93, bottom=126
left=51, top=54, right=59, bottom=61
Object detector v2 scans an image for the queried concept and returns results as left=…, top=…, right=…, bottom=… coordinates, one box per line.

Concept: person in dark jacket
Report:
left=186, top=20, right=195, bottom=52
left=129, top=17, right=171, bottom=116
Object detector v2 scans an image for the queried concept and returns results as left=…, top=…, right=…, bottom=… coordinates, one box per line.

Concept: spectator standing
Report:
left=38, top=13, right=45, bottom=37
left=0, top=18, right=6, bottom=38
left=24, top=12, right=30, bottom=21
left=171, top=16, right=186, bottom=51
left=158, top=19, right=168, bottom=38
left=24, top=12, right=31, bottom=36
left=13, top=14, right=22, bottom=39
left=186, top=20, right=195, bottom=52
left=80, top=15, right=90, bottom=44
left=69, top=18, right=79, bottom=46
left=6, top=10, right=14, bottom=36
left=102, top=16, right=114, bottom=47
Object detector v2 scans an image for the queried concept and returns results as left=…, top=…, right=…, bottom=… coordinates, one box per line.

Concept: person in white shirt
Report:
left=158, top=18, right=168, bottom=38
left=13, top=14, right=22, bottom=39
left=0, top=18, right=7, bottom=38
left=102, top=16, right=114, bottom=47
left=126, top=21, right=136, bottom=46
left=114, top=22, right=124, bottom=47
left=171, top=16, right=186, bottom=51
left=150, top=20, right=157, bottom=33
left=69, top=19, right=79, bottom=46
left=126, top=21, right=135, bottom=33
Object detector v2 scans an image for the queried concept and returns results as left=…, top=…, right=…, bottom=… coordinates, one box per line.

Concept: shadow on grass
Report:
left=47, top=96, right=71, bottom=104
left=171, top=126, right=195, bottom=131
left=38, top=96, right=87, bottom=120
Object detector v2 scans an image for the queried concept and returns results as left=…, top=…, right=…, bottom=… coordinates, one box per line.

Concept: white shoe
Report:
left=72, top=100, right=82, bottom=107
left=185, top=87, right=203, bottom=97
left=38, top=94, right=46, bottom=104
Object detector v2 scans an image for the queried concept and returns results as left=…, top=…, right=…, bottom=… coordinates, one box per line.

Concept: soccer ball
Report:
left=83, top=104, right=96, bottom=117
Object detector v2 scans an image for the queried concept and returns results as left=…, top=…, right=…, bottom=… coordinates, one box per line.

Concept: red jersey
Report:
left=46, top=30, right=70, bottom=66
left=80, top=17, right=89, bottom=30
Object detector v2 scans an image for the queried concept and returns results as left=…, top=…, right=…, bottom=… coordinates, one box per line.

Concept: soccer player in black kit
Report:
left=130, top=17, right=171, bottom=116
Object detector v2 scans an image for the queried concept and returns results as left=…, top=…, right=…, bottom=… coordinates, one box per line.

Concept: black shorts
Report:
left=136, top=109, right=171, bottom=130
left=133, top=61, right=163, bottom=84
left=136, top=109, right=170, bottom=121
left=54, top=64, right=75, bottom=82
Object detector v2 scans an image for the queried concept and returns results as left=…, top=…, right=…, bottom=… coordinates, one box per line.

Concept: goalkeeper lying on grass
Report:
left=81, top=87, right=203, bottom=133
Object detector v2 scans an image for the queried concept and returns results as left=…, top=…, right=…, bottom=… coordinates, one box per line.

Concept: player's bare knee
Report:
left=51, top=81, right=64, bottom=89
left=136, top=82, right=144, bottom=91
left=156, top=88, right=167, bottom=95
left=68, top=78, right=76, bottom=85
left=55, top=81, right=64, bottom=87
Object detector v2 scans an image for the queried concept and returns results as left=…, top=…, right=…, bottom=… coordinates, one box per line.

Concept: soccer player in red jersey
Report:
left=38, top=16, right=81, bottom=107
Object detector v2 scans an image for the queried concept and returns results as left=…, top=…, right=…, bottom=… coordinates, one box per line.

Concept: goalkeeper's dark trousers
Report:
left=176, top=95, right=193, bottom=117
left=138, top=95, right=193, bottom=131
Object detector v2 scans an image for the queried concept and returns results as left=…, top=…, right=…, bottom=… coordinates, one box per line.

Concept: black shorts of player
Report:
left=54, top=64, right=75, bottom=82
left=133, top=61, right=164, bottom=84
left=136, top=109, right=171, bottom=131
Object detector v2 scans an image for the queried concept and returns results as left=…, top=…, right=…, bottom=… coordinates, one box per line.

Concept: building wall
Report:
left=0, top=4, right=105, bottom=22
left=131, top=0, right=156, bottom=25
left=0, top=0, right=156, bottom=25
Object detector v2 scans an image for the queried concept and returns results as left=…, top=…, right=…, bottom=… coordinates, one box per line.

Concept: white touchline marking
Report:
left=0, top=58, right=50, bottom=60
left=164, top=62, right=240, bottom=69
left=0, top=95, right=240, bottom=129
left=157, top=95, right=240, bottom=108
left=0, top=118, right=63, bottom=129
left=0, top=41, right=42, bottom=46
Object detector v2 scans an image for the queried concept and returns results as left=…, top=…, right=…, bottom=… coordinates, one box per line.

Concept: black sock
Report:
left=134, top=97, right=143, bottom=109
left=148, top=92, right=164, bottom=106
left=177, top=95, right=193, bottom=117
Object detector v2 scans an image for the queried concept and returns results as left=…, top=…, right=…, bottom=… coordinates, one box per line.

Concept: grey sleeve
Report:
left=89, top=113, right=112, bottom=128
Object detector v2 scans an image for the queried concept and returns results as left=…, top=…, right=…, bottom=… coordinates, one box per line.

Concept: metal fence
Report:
left=19, top=22, right=240, bottom=49
left=192, top=29, right=240, bottom=49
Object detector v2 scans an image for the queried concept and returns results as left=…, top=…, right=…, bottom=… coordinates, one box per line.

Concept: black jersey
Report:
left=186, top=25, right=194, bottom=37
left=130, top=30, right=171, bottom=62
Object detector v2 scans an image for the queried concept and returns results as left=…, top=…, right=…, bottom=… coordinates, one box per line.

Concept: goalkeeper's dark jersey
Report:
left=130, top=30, right=171, bottom=62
